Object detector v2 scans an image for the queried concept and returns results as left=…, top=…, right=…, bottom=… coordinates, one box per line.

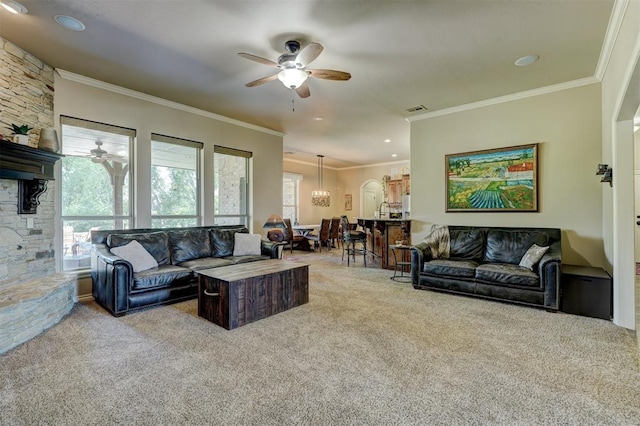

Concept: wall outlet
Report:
left=26, top=218, right=34, bottom=229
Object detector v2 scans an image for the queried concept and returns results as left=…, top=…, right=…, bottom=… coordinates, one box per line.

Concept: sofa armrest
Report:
left=261, top=240, right=284, bottom=259
left=410, top=243, right=432, bottom=286
left=538, top=241, right=562, bottom=310
left=91, top=243, right=134, bottom=316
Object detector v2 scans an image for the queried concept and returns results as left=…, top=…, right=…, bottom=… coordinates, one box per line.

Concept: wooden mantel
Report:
left=0, top=140, right=64, bottom=214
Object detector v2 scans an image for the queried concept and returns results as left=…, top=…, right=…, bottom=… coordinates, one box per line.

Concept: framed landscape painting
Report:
left=445, top=143, right=538, bottom=212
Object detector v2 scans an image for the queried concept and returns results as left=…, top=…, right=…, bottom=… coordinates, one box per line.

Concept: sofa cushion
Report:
left=233, top=233, right=262, bottom=256
left=110, top=240, right=158, bottom=272
left=519, top=244, right=549, bottom=270
left=423, top=259, right=478, bottom=279
left=483, top=230, right=549, bottom=265
left=475, top=263, right=540, bottom=287
left=449, top=229, right=486, bottom=260
left=179, top=257, right=234, bottom=271
left=210, top=227, right=249, bottom=257
left=168, top=228, right=212, bottom=264
left=131, top=264, right=193, bottom=291
left=108, top=231, right=172, bottom=265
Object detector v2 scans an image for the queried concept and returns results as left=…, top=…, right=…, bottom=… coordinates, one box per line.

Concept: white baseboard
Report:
left=76, top=294, right=95, bottom=303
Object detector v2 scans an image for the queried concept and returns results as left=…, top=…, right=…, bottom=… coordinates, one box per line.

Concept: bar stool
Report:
left=389, top=244, right=412, bottom=282
left=340, top=215, right=367, bottom=266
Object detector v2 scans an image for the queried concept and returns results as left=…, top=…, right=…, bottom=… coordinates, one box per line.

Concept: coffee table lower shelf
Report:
left=196, top=260, right=309, bottom=330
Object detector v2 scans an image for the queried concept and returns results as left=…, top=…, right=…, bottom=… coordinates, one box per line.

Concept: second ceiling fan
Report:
left=238, top=40, right=351, bottom=98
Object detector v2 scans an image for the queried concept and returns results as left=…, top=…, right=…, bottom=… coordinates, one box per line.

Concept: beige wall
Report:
left=600, top=0, right=640, bottom=329
left=54, top=73, right=283, bottom=297
left=410, top=83, right=604, bottom=267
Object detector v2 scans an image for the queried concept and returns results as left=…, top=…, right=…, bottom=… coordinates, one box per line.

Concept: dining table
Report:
left=292, top=224, right=319, bottom=237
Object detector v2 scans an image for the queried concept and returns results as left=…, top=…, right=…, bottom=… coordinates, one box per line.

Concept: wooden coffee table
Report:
left=196, top=260, right=309, bottom=330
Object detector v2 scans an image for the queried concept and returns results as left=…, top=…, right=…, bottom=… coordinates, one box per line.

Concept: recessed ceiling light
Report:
left=391, top=154, right=398, bottom=158
left=54, top=15, right=86, bottom=31
left=384, top=139, right=391, bottom=143
left=515, top=55, right=539, bottom=67
left=1, top=0, right=28, bottom=14
left=313, top=116, right=323, bottom=121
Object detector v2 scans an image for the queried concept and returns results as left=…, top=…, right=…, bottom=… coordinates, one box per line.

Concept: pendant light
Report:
left=311, top=154, right=330, bottom=207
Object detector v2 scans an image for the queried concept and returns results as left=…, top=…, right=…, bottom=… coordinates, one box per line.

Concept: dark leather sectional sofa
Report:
left=91, top=225, right=282, bottom=316
left=410, top=226, right=562, bottom=310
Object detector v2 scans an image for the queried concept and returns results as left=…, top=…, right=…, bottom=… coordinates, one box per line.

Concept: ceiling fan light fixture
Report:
left=1, top=0, right=27, bottom=14
left=277, top=68, right=308, bottom=89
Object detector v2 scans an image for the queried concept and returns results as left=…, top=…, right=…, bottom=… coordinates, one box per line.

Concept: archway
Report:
left=360, top=179, right=383, bottom=218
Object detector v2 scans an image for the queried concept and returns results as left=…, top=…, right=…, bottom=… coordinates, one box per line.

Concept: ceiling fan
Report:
left=89, top=141, right=125, bottom=163
left=238, top=40, right=351, bottom=98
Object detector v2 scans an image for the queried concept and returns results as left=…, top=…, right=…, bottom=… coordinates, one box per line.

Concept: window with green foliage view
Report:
left=151, top=134, right=202, bottom=228
left=60, top=116, right=133, bottom=271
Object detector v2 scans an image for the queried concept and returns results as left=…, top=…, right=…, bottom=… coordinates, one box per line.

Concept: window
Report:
left=151, top=134, right=202, bottom=228
left=283, top=172, right=302, bottom=224
left=213, top=146, right=251, bottom=226
left=60, top=116, right=134, bottom=271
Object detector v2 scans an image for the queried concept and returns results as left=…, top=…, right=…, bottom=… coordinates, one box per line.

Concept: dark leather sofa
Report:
left=91, top=225, right=282, bottom=316
left=410, top=226, right=561, bottom=310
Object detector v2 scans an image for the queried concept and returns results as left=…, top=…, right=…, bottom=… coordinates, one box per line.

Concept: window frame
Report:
left=58, top=116, right=135, bottom=272
left=150, top=133, right=203, bottom=228
left=283, top=172, right=302, bottom=224
left=213, top=145, right=252, bottom=227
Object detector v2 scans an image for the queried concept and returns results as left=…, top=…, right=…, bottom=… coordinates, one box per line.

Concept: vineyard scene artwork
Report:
left=446, top=143, right=538, bottom=212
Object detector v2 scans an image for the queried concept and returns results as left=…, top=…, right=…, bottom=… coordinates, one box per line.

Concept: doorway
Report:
left=361, top=180, right=383, bottom=218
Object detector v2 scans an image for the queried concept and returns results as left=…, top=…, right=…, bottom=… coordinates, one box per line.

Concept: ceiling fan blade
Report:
left=245, top=74, right=278, bottom=87
left=295, top=42, right=323, bottom=67
left=237, top=52, right=278, bottom=67
left=295, top=82, right=310, bottom=98
left=308, top=69, right=351, bottom=81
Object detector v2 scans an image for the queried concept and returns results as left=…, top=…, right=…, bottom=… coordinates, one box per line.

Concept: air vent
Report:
left=406, top=105, right=428, bottom=113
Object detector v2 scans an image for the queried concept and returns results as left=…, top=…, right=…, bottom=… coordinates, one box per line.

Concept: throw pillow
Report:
left=233, top=233, right=262, bottom=256
left=422, top=224, right=450, bottom=259
left=110, top=240, right=159, bottom=272
left=518, top=244, right=549, bottom=270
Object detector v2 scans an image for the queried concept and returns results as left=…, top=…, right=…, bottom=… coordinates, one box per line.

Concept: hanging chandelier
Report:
left=311, top=154, right=330, bottom=207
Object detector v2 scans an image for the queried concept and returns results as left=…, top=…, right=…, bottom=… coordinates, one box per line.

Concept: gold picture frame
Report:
left=445, top=143, right=538, bottom=212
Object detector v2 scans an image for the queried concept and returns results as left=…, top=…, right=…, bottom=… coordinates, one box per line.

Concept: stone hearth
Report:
left=0, top=274, right=75, bottom=354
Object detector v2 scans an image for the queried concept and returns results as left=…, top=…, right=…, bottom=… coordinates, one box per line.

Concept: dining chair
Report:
left=283, top=218, right=306, bottom=253
left=340, top=215, right=367, bottom=266
left=328, top=217, right=341, bottom=250
left=305, top=218, right=331, bottom=252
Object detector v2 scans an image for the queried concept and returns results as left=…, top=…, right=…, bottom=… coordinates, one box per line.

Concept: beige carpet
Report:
left=1, top=250, right=639, bottom=425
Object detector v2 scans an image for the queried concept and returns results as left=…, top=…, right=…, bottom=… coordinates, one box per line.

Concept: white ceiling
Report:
left=0, top=0, right=614, bottom=168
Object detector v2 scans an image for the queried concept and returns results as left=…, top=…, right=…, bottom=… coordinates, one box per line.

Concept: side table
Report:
left=389, top=244, right=412, bottom=282
left=561, top=264, right=612, bottom=320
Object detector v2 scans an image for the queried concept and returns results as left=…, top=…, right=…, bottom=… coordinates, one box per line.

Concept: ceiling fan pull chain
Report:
left=292, top=95, right=295, bottom=112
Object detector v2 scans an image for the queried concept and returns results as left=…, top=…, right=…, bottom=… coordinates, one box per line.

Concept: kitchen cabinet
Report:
left=385, top=174, right=409, bottom=205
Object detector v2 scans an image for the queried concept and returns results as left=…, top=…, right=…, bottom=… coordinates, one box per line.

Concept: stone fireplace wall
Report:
left=0, top=37, right=56, bottom=288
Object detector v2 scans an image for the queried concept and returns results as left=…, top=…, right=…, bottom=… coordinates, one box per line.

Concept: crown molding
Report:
left=283, top=157, right=338, bottom=170
left=595, top=0, right=629, bottom=81
left=408, top=77, right=599, bottom=122
left=284, top=157, right=409, bottom=171
left=337, top=159, right=410, bottom=171
left=55, top=69, right=285, bottom=138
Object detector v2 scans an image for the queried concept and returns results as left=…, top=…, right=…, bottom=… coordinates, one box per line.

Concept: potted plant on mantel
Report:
left=8, top=124, right=33, bottom=146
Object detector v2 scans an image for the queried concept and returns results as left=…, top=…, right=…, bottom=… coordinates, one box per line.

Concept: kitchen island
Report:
left=356, top=218, right=411, bottom=270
